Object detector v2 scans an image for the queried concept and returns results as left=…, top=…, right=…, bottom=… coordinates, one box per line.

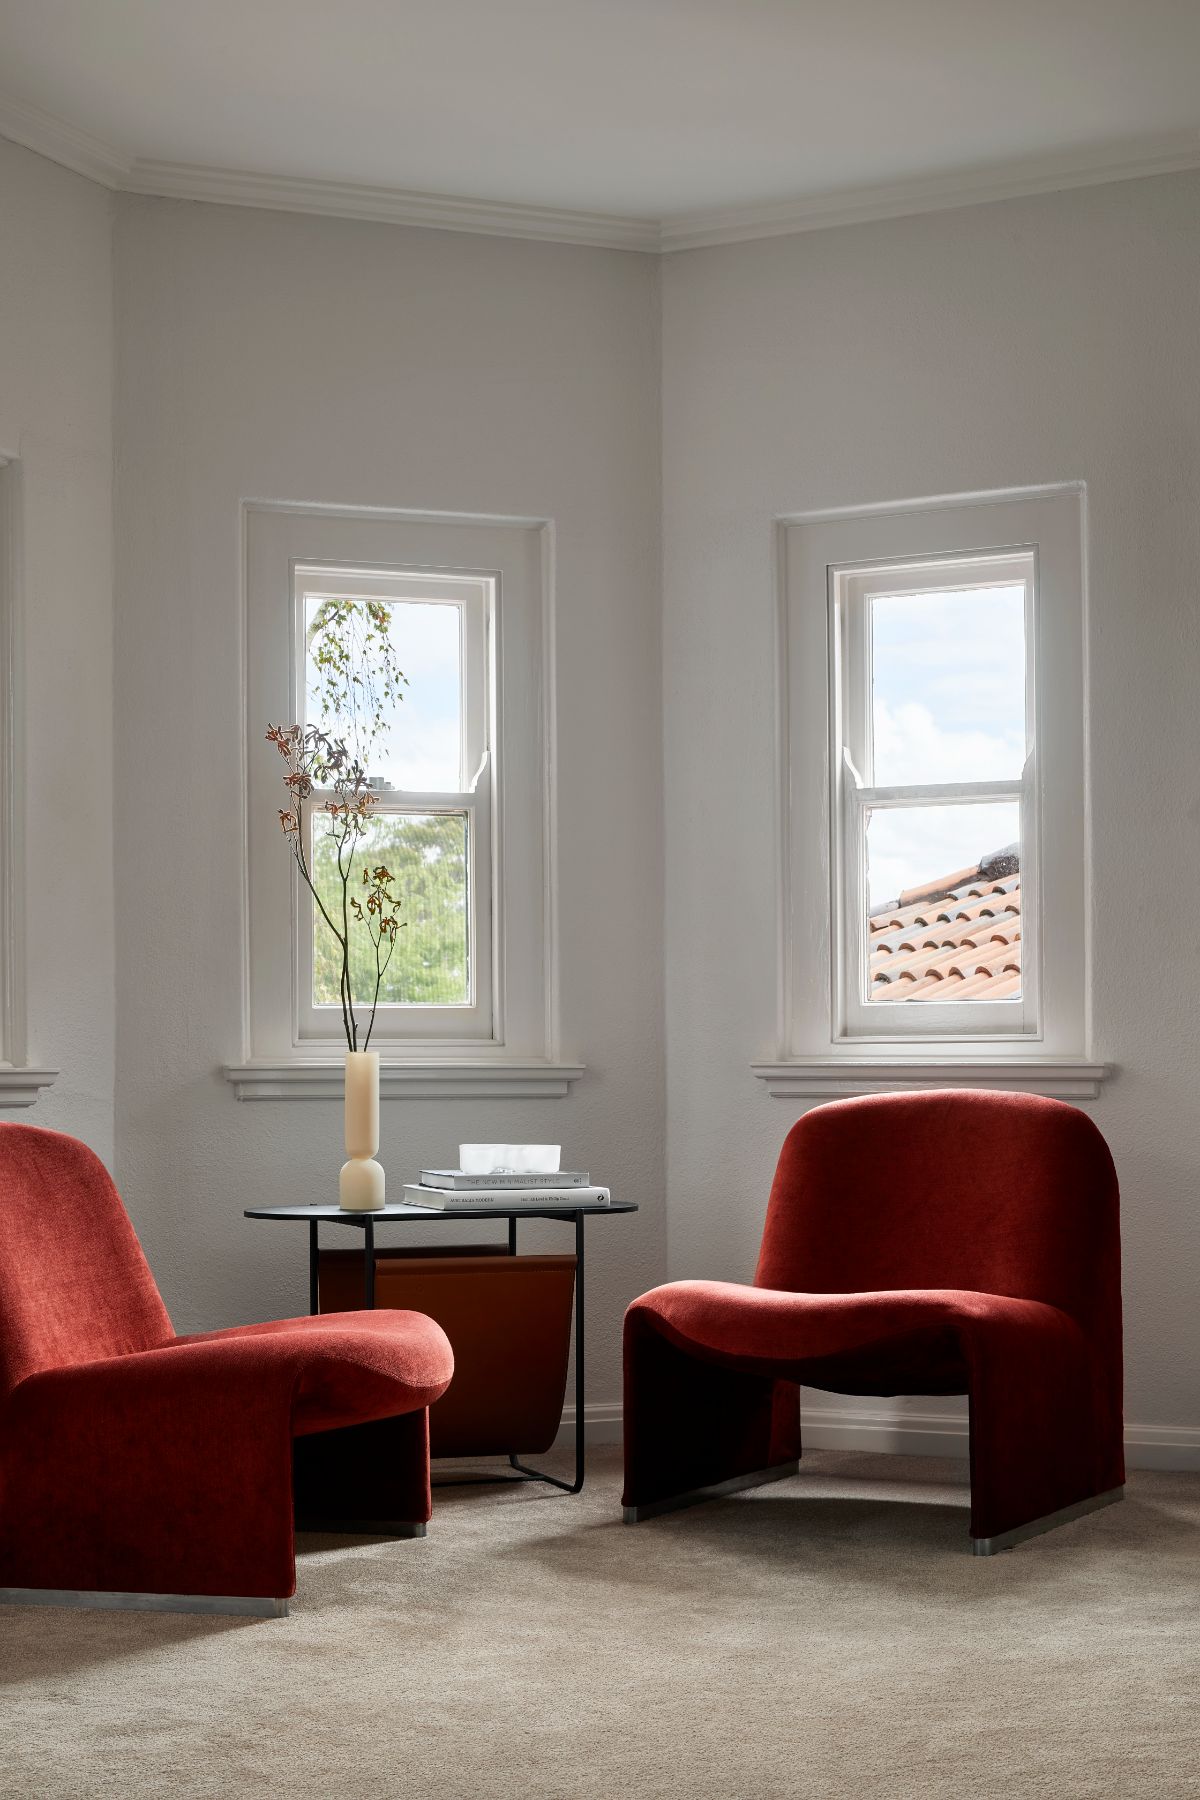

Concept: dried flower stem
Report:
left=267, top=723, right=404, bottom=1052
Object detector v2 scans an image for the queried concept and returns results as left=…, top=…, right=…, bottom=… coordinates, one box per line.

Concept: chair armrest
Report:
left=5, top=1335, right=302, bottom=1450
left=0, top=1340, right=304, bottom=1597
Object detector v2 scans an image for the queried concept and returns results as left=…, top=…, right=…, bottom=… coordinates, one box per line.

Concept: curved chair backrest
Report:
left=755, top=1090, right=1121, bottom=1338
left=0, top=1123, right=173, bottom=1399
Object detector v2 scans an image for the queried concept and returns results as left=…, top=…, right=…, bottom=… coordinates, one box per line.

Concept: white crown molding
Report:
left=659, top=133, right=1200, bottom=250
left=122, top=158, right=660, bottom=250
left=2, top=84, right=1199, bottom=253
left=0, top=89, right=130, bottom=188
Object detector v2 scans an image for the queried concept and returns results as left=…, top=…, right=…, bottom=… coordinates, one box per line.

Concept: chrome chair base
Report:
left=971, top=1486, right=1124, bottom=1555
left=622, top=1460, right=801, bottom=1523
left=0, top=1586, right=289, bottom=1617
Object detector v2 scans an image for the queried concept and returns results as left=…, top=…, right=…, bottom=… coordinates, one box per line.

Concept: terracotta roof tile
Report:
left=896, top=863, right=982, bottom=907
left=869, top=845, right=1021, bottom=1003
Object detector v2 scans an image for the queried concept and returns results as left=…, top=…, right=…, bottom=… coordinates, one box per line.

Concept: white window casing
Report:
left=228, top=503, right=582, bottom=1099
left=0, top=456, right=57, bottom=1106
left=754, top=486, right=1108, bottom=1099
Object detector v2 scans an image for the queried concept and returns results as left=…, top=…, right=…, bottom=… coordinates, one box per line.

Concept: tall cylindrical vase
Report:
left=340, top=1051, right=385, bottom=1211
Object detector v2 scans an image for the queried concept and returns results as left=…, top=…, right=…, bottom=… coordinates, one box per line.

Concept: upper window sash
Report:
left=837, top=552, right=1036, bottom=786
left=292, top=564, right=491, bottom=791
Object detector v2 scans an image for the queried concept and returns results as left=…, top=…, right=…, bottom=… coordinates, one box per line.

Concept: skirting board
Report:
left=560, top=1402, right=1200, bottom=1472
left=553, top=1402, right=623, bottom=1448
left=799, top=1403, right=1200, bottom=1473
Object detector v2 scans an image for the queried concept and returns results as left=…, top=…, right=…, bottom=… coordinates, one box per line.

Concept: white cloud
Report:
left=873, top=698, right=1023, bottom=786
left=871, top=583, right=1026, bottom=771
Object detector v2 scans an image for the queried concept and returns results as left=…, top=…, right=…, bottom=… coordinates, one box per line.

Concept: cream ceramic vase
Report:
left=339, top=1051, right=385, bottom=1211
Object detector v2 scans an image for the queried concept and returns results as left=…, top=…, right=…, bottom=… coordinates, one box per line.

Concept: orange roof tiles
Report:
left=869, top=846, right=1020, bottom=1002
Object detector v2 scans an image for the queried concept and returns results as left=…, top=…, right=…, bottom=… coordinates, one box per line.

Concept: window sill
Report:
left=224, top=1059, right=586, bottom=1101
left=0, top=1066, right=59, bottom=1108
left=751, top=1056, right=1110, bottom=1100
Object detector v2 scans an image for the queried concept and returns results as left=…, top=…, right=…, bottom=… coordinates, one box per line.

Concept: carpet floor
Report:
left=1, top=1447, right=1197, bottom=1799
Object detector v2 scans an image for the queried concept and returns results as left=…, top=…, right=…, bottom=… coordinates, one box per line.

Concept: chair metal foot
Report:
left=0, top=1586, right=289, bottom=1617
left=971, top=1485, right=1124, bottom=1555
left=294, top=1518, right=427, bottom=1537
left=433, top=1469, right=576, bottom=1492
left=623, top=1459, right=801, bottom=1523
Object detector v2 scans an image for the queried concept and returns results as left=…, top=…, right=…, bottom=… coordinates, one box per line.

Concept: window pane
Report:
left=312, top=811, right=470, bottom=1008
left=871, top=585, right=1026, bottom=785
left=867, top=802, right=1020, bottom=1002
left=305, top=593, right=463, bottom=791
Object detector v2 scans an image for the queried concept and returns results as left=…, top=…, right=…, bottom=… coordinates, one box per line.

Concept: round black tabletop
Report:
left=244, top=1200, right=638, bottom=1223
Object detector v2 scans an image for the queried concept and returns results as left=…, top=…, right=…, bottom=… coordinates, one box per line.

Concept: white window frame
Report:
left=755, top=486, right=1108, bottom=1100
left=0, top=456, right=56, bottom=1107
left=832, top=549, right=1038, bottom=1040
left=292, top=563, right=494, bottom=1044
left=230, top=503, right=583, bottom=1100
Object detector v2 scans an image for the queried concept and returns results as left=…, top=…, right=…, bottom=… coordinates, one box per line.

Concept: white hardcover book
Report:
left=419, top=1168, right=589, bottom=1191
left=403, top=1183, right=611, bottom=1210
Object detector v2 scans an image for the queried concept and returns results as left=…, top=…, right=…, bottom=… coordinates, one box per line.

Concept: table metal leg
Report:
left=364, top=1218, right=376, bottom=1309
left=574, top=1210, right=585, bottom=1488
left=309, top=1220, right=319, bottom=1316
left=506, top=1210, right=586, bottom=1494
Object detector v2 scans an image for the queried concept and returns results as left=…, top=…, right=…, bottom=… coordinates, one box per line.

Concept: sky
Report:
left=867, top=583, right=1026, bottom=903
left=306, top=596, right=464, bottom=791
left=305, top=583, right=1027, bottom=908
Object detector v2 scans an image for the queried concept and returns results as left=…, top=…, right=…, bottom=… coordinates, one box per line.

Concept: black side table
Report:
left=244, top=1198, right=637, bottom=1494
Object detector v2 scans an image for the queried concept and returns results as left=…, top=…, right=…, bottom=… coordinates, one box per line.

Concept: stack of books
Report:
left=403, top=1168, right=610, bottom=1210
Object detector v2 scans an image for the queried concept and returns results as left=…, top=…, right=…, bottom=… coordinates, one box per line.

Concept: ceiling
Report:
left=1, top=0, right=1198, bottom=249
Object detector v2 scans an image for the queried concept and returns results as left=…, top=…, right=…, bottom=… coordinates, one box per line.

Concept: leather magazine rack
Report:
left=319, top=1245, right=577, bottom=1457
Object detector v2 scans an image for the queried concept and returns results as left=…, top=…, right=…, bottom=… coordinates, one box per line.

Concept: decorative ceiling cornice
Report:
left=0, top=88, right=129, bottom=188
left=121, top=158, right=660, bottom=249
left=657, top=133, right=1200, bottom=250
left=2, top=86, right=1198, bottom=255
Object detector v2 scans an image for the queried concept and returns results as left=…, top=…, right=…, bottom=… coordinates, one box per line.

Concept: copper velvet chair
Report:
left=623, top=1091, right=1123, bottom=1553
left=0, top=1124, right=454, bottom=1614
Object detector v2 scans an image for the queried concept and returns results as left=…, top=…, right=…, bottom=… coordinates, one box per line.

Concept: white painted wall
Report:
left=661, top=170, right=1200, bottom=1458
left=0, top=138, right=115, bottom=1160
left=113, top=198, right=663, bottom=1414
left=7, top=131, right=1195, bottom=1459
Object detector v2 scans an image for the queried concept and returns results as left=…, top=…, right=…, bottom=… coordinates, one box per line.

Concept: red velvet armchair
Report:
left=623, top=1091, right=1123, bottom=1553
left=0, top=1124, right=454, bottom=1614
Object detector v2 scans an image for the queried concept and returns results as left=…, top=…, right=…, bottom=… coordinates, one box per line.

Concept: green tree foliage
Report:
left=313, top=812, right=468, bottom=1008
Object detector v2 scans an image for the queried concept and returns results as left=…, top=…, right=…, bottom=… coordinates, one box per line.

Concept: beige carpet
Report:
left=2, top=1447, right=1198, bottom=1799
